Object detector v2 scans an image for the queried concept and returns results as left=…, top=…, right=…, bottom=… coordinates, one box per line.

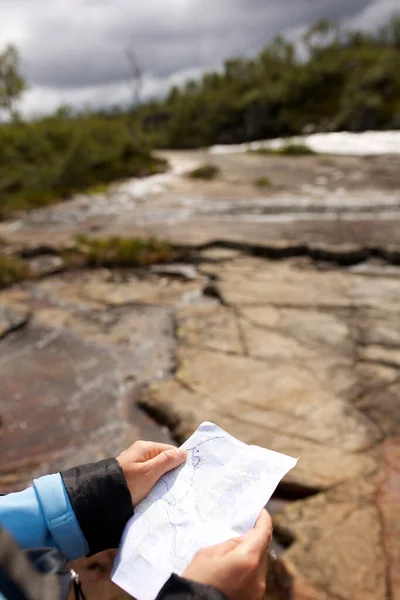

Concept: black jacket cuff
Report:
left=156, top=574, right=228, bottom=600
left=61, top=458, right=133, bottom=556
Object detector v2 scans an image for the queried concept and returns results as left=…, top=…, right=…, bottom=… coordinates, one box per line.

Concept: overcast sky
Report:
left=0, top=0, right=397, bottom=116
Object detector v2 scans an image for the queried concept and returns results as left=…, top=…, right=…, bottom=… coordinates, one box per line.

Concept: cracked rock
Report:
left=0, top=302, right=30, bottom=338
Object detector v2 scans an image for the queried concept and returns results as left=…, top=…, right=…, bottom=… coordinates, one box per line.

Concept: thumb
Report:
left=146, top=447, right=187, bottom=481
left=238, top=510, right=272, bottom=558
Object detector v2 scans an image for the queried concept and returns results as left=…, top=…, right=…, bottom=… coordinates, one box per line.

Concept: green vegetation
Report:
left=0, top=46, right=165, bottom=220
left=0, top=45, right=25, bottom=119
left=0, top=253, right=30, bottom=287
left=251, top=143, right=316, bottom=156
left=86, top=182, right=111, bottom=195
left=75, top=235, right=176, bottom=267
left=187, top=164, right=220, bottom=180
left=254, top=176, right=272, bottom=188
left=1, top=15, right=399, bottom=220
left=279, top=143, right=316, bottom=155
left=138, top=15, right=400, bottom=148
left=0, top=114, right=166, bottom=218
left=0, top=235, right=177, bottom=289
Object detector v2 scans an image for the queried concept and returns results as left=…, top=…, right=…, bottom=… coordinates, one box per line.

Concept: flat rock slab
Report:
left=137, top=254, right=400, bottom=600
left=27, top=255, right=65, bottom=277
left=0, top=307, right=176, bottom=490
left=274, top=437, right=400, bottom=600
left=143, top=349, right=380, bottom=490
left=114, top=216, right=400, bottom=249
left=34, top=305, right=177, bottom=384
left=0, top=302, right=30, bottom=338
left=275, top=473, right=387, bottom=600
left=0, top=322, right=123, bottom=482
left=1, top=250, right=399, bottom=600
left=206, top=257, right=400, bottom=312
left=31, top=270, right=208, bottom=310
left=376, top=438, right=400, bottom=600
left=1, top=152, right=399, bottom=600
left=177, top=305, right=243, bottom=355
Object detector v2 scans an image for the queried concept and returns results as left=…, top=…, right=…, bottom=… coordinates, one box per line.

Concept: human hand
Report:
left=117, top=441, right=187, bottom=506
left=183, top=509, right=272, bottom=600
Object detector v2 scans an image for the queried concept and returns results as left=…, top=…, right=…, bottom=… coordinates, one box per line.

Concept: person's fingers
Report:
left=237, top=510, right=272, bottom=558
left=254, top=508, right=272, bottom=534
left=203, top=536, right=244, bottom=556
left=145, top=447, right=187, bottom=479
left=256, top=545, right=269, bottom=581
left=119, top=441, right=179, bottom=462
left=141, top=442, right=180, bottom=460
left=150, top=443, right=179, bottom=452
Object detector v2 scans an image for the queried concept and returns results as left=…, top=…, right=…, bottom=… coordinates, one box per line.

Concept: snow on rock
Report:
left=210, top=131, right=400, bottom=156
left=116, top=170, right=179, bottom=199
left=116, top=153, right=200, bottom=198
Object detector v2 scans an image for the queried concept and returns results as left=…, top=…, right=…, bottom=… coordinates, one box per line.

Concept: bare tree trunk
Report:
left=125, top=48, right=143, bottom=147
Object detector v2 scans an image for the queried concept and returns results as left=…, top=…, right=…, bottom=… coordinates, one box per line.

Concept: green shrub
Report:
left=250, top=144, right=316, bottom=156
left=254, top=176, right=272, bottom=188
left=0, top=115, right=165, bottom=219
left=0, top=254, right=30, bottom=287
left=188, top=164, right=220, bottom=180
left=137, top=16, right=400, bottom=148
left=279, top=143, right=316, bottom=156
left=86, top=182, right=110, bottom=195
left=75, top=235, right=176, bottom=267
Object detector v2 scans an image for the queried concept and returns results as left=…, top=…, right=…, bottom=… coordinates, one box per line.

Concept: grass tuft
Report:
left=75, top=235, right=176, bottom=267
left=187, top=164, right=220, bottom=180
left=0, top=254, right=30, bottom=288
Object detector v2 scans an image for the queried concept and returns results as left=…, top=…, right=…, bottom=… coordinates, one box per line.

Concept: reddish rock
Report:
left=376, top=438, right=400, bottom=600
left=0, top=307, right=176, bottom=491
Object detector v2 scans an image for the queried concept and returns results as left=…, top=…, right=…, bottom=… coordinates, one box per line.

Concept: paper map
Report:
left=112, top=422, right=297, bottom=600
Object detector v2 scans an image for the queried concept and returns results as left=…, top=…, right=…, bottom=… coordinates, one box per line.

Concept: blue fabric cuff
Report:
left=33, top=473, right=89, bottom=561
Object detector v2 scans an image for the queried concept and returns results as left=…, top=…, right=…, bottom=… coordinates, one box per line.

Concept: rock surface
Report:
left=0, top=298, right=176, bottom=490
left=0, top=151, right=399, bottom=600
left=27, top=254, right=65, bottom=277
left=275, top=474, right=387, bottom=600
left=1, top=250, right=398, bottom=600
left=376, top=438, right=400, bottom=600
left=137, top=255, right=399, bottom=600
left=1, top=151, right=400, bottom=253
left=0, top=301, right=30, bottom=339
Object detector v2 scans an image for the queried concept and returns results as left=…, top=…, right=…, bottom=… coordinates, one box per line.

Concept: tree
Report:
left=379, top=14, right=400, bottom=47
left=125, top=47, right=145, bottom=147
left=125, top=48, right=143, bottom=108
left=303, top=19, right=341, bottom=55
left=0, top=45, right=26, bottom=119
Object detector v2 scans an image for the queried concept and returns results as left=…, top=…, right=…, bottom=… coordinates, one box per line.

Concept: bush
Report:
left=75, top=235, right=176, bottom=267
left=0, top=254, right=30, bottom=287
left=250, top=143, right=316, bottom=156
left=0, top=115, right=166, bottom=219
left=279, top=143, right=316, bottom=156
left=188, top=164, right=220, bottom=180
left=254, top=176, right=272, bottom=188
left=136, top=16, right=400, bottom=149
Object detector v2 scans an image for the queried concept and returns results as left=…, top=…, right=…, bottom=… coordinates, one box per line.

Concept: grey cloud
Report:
left=7, top=0, right=376, bottom=89
left=0, top=0, right=397, bottom=115
left=345, top=0, right=399, bottom=30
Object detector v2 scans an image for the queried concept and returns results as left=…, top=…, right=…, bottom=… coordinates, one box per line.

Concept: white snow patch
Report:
left=210, top=131, right=400, bottom=156
left=115, top=169, right=180, bottom=199
left=115, top=153, right=199, bottom=199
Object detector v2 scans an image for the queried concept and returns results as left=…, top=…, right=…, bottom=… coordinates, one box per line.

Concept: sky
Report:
left=0, top=0, right=398, bottom=117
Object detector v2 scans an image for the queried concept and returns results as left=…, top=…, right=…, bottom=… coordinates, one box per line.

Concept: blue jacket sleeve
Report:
left=0, top=473, right=88, bottom=561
